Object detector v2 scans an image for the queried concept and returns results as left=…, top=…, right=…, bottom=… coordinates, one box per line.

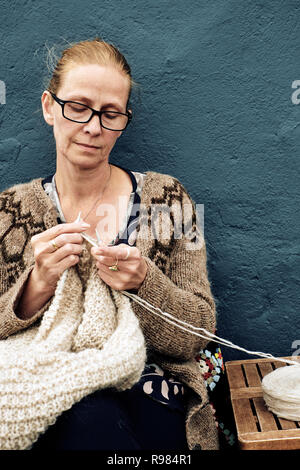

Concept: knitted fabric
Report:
left=0, top=262, right=146, bottom=450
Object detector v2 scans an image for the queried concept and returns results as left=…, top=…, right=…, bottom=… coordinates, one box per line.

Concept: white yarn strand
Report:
left=122, top=290, right=300, bottom=422
left=121, top=290, right=300, bottom=367
left=81, top=227, right=300, bottom=422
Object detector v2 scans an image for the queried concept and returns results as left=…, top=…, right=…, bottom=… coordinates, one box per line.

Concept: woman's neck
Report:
left=54, top=161, right=113, bottom=206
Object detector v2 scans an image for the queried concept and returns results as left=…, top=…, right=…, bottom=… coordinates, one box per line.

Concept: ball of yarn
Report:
left=262, top=365, right=300, bottom=421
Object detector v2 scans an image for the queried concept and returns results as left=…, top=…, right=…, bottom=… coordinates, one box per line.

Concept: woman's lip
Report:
left=76, top=142, right=100, bottom=149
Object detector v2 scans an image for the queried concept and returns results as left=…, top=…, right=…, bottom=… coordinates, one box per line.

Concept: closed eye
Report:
left=69, top=103, right=87, bottom=112
left=103, top=111, right=119, bottom=119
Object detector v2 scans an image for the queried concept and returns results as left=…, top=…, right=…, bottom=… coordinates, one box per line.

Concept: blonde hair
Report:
left=46, top=38, right=133, bottom=105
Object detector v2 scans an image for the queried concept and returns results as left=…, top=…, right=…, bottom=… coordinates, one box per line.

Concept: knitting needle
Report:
left=81, top=233, right=99, bottom=248
left=74, top=211, right=99, bottom=248
left=95, top=228, right=103, bottom=246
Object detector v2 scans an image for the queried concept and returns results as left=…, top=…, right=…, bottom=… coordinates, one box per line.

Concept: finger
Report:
left=34, top=252, right=81, bottom=289
left=96, top=262, right=130, bottom=291
left=48, top=238, right=60, bottom=253
left=121, top=245, right=130, bottom=261
left=92, top=244, right=134, bottom=261
left=53, top=253, right=81, bottom=278
left=47, top=232, right=85, bottom=252
left=50, top=242, right=83, bottom=262
left=96, top=261, right=122, bottom=280
left=95, top=255, right=117, bottom=267
left=32, top=221, right=91, bottom=244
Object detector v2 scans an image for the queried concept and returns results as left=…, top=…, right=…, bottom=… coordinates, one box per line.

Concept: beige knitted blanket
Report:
left=0, top=263, right=146, bottom=450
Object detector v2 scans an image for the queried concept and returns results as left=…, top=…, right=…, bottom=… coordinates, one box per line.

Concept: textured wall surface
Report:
left=0, top=0, right=299, bottom=361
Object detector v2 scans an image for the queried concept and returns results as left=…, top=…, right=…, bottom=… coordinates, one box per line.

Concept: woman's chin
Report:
left=58, top=148, right=108, bottom=170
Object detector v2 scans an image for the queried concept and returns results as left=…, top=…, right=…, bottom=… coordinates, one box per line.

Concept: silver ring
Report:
left=123, top=246, right=130, bottom=261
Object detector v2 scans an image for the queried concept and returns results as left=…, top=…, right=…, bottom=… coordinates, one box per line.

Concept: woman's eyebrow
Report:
left=101, top=102, right=123, bottom=111
left=67, top=95, right=122, bottom=110
left=67, top=95, right=93, bottom=105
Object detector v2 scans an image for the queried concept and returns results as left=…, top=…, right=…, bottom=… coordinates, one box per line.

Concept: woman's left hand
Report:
left=91, top=243, right=148, bottom=291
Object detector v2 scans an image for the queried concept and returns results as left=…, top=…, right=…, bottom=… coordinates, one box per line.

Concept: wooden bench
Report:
left=225, top=357, right=300, bottom=450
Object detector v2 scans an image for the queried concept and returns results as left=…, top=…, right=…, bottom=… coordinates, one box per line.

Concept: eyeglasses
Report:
left=50, top=92, right=132, bottom=131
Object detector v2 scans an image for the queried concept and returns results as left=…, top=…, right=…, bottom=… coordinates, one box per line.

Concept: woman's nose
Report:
left=83, top=114, right=102, bottom=135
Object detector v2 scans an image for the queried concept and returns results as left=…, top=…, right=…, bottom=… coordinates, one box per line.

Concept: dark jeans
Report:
left=31, top=387, right=188, bottom=451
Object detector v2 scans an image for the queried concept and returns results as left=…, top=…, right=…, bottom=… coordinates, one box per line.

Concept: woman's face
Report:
left=42, top=63, right=130, bottom=170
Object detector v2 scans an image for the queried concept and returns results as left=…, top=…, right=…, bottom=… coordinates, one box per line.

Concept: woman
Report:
left=0, top=39, right=221, bottom=451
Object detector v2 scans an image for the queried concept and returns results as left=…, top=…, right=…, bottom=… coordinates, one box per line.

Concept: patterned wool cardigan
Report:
left=0, top=170, right=219, bottom=451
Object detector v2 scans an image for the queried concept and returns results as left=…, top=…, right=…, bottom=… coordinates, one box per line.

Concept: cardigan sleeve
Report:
left=131, top=183, right=216, bottom=361
left=0, top=184, right=53, bottom=340
left=0, top=263, right=52, bottom=340
left=133, top=243, right=216, bottom=360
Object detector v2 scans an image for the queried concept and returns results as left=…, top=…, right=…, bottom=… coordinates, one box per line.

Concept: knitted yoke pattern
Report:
left=0, top=257, right=146, bottom=450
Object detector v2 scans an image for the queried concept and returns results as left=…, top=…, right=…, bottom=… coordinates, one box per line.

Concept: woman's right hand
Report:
left=30, top=221, right=90, bottom=293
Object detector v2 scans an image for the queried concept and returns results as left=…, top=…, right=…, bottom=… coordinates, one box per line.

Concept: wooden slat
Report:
left=273, top=360, right=288, bottom=369
left=226, top=363, right=246, bottom=389
left=278, top=417, right=298, bottom=430
left=239, top=429, right=300, bottom=450
left=253, top=397, right=278, bottom=431
left=243, top=363, right=261, bottom=387
left=257, top=361, right=273, bottom=378
left=230, top=387, right=262, bottom=399
left=226, top=356, right=300, bottom=366
left=231, top=398, right=258, bottom=434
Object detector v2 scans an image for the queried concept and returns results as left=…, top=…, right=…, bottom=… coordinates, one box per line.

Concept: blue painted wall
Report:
left=0, top=0, right=299, bottom=362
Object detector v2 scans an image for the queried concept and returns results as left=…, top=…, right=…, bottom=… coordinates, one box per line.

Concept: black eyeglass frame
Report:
left=49, top=92, right=132, bottom=131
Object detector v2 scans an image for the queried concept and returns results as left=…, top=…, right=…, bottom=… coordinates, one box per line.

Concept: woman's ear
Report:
left=41, top=91, right=54, bottom=126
